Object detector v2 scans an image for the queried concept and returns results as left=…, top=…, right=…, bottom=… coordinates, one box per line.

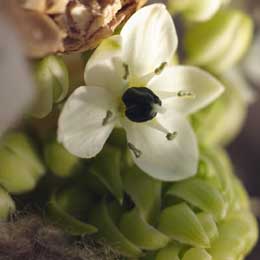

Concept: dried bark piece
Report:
left=10, top=0, right=146, bottom=57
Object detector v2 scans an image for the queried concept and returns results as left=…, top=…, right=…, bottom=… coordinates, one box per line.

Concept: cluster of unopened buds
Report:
left=0, top=0, right=258, bottom=260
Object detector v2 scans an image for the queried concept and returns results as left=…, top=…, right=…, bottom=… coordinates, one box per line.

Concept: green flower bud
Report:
left=184, top=9, right=253, bottom=73
left=0, top=132, right=45, bottom=194
left=44, top=138, right=81, bottom=178
left=48, top=145, right=258, bottom=259
left=32, top=55, right=69, bottom=118
left=0, top=187, right=15, bottom=220
left=168, top=0, right=227, bottom=22
left=191, top=70, right=252, bottom=146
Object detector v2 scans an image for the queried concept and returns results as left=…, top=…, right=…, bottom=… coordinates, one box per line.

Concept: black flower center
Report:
left=122, top=87, right=162, bottom=123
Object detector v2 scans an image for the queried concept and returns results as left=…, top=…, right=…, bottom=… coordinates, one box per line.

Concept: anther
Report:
left=166, top=132, right=178, bottom=141
left=156, top=90, right=195, bottom=100
left=154, top=62, right=167, bottom=74
left=177, top=90, right=194, bottom=98
left=102, top=110, right=113, bottom=126
left=147, top=120, right=177, bottom=141
left=128, top=142, right=142, bottom=158
left=123, top=63, right=129, bottom=80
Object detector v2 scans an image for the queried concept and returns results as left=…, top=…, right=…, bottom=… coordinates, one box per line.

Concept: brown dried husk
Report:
left=5, top=0, right=146, bottom=57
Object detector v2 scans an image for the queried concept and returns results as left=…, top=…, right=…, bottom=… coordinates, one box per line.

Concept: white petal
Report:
left=148, top=66, right=224, bottom=115
left=84, top=35, right=126, bottom=97
left=121, top=4, right=178, bottom=80
left=123, top=114, right=198, bottom=181
left=58, top=86, right=117, bottom=158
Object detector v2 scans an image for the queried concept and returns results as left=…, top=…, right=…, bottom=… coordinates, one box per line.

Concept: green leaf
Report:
left=201, top=147, right=234, bottom=206
left=182, top=248, right=212, bottom=260
left=123, top=165, right=162, bottom=223
left=90, top=145, right=123, bottom=203
left=0, top=132, right=45, bottom=194
left=197, top=212, right=218, bottom=242
left=158, top=203, right=210, bottom=248
left=155, top=243, right=182, bottom=260
left=119, top=208, right=169, bottom=250
left=47, top=188, right=97, bottom=236
left=0, top=187, right=15, bottom=220
left=3, top=132, right=45, bottom=177
left=208, top=211, right=258, bottom=259
left=166, top=178, right=227, bottom=221
left=89, top=199, right=142, bottom=257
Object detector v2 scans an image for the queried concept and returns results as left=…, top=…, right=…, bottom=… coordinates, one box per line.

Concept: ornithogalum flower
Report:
left=58, top=4, right=224, bottom=181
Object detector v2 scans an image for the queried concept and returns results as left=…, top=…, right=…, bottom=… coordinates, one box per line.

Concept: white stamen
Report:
left=153, top=104, right=166, bottom=114
left=147, top=119, right=177, bottom=141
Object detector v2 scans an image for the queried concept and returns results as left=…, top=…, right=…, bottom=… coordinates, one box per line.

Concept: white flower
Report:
left=58, top=4, right=224, bottom=181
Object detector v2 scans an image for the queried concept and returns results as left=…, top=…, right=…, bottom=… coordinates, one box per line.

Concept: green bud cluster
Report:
left=32, top=55, right=69, bottom=118
left=47, top=136, right=258, bottom=260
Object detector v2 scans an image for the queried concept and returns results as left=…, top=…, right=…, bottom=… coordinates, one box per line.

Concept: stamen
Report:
left=102, top=110, right=113, bottom=126
left=123, top=63, right=129, bottom=80
left=154, top=62, right=167, bottom=74
left=128, top=142, right=142, bottom=158
left=147, top=119, right=177, bottom=141
left=153, top=104, right=166, bottom=114
left=166, top=132, right=178, bottom=140
left=177, top=90, right=194, bottom=98
left=157, top=90, right=195, bottom=100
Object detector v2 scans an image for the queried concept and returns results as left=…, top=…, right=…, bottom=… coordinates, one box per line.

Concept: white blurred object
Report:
left=243, top=32, right=260, bottom=87
left=0, top=15, right=35, bottom=136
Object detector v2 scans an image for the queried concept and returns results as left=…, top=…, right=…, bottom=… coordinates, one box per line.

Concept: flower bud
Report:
left=184, top=9, right=253, bottom=73
left=0, top=132, right=45, bottom=194
left=32, top=55, right=69, bottom=118
left=0, top=187, right=15, bottom=220
left=191, top=69, right=253, bottom=146
left=44, top=138, right=80, bottom=178
left=168, top=0, right=227, bottom=22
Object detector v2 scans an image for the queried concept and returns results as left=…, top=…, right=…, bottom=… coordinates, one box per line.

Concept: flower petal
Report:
left=121, top=4, right=178, bottom=79
left=123, top=113, right=198, bottom=181
left=148, top=66, right=224, bottom=115
left=84, top=35, right=125, bottom=97
left=58, top=86, right=117, bottom=158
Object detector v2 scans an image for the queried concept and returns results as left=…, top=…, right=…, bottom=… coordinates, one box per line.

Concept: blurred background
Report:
left=228, top=1, right=260, bottom=259
left=229, top=99, right=260, bottom=260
